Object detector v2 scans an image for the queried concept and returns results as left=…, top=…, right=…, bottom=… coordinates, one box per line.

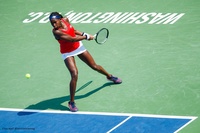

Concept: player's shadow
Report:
left=18, top=81, right=115, bottom=116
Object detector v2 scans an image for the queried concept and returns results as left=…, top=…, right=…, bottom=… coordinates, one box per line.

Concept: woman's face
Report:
left=50, top=19, right=62, bottom=29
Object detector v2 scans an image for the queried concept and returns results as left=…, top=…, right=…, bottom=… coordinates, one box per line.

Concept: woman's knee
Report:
left=91, top=64, right=101, bottom=71
left=70, top=69, right=78, bottom=80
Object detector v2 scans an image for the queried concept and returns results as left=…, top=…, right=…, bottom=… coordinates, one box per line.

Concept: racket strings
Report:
left=96, top=29, right=108, bottom=44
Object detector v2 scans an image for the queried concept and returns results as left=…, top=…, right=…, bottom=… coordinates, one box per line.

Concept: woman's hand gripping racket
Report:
left=93, top=28, right=109, bottom=44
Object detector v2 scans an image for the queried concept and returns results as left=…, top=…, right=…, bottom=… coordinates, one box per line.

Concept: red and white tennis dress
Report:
left=55, top=18, right=86, bottom=60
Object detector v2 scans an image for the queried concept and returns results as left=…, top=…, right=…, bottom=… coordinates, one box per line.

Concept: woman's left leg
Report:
left=78, top=51, right=111, bottom=78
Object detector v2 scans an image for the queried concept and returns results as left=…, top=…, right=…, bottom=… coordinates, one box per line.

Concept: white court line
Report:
left=0, top=107, right=198, bottom=133
left=174, top=117, right=197, bottom=133
left=0, top=108, right=197, bottom=120
left=106, top=116, right=132, bottom=133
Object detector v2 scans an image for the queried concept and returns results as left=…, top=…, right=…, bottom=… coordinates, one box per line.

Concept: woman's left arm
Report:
left=63, top=17, right=93, bottom=38
left=74, top=30, right=83, bottom=36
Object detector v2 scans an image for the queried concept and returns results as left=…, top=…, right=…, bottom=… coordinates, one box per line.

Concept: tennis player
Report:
left=49, top=12, right=122, bottom=112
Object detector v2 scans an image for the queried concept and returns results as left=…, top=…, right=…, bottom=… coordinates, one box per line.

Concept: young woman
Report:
left=49, top=12, right=122, bottom=112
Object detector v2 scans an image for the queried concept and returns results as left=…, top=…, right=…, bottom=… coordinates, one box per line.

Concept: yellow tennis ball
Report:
left=25, top=73, right=31, bottom=79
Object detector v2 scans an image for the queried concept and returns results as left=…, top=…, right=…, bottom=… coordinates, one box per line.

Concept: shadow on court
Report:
left=18, top=81, right=115, bottom=116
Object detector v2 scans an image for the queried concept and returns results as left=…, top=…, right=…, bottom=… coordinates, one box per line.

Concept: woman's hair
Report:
left=49, top=12, right=63, bottom=21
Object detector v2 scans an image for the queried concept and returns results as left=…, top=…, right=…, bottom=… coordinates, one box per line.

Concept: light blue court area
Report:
left=0, top=108, right=197, bottom=133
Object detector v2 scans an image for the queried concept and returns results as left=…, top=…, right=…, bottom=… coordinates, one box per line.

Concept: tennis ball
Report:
left=25, top=73, right=31, bottom=79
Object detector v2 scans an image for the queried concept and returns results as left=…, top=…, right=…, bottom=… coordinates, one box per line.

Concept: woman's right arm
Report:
left=53, top=29, right=87, bottom=42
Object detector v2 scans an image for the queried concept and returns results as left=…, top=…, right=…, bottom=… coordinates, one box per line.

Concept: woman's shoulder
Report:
left=52, top=29, right=61, bottom=40
left=62, top=17, right=70, bottom=23
left=52, top=28, right=60, bottom=33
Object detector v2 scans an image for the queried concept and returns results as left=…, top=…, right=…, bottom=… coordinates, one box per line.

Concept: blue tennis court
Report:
left=0, top=108, right=197, bottom=133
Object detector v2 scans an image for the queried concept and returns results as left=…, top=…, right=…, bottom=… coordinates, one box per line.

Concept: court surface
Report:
left=0, top=0, right=200, bottom=132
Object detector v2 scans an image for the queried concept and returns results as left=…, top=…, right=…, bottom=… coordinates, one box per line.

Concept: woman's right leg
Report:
left=64, top=56, right=78, bottom=112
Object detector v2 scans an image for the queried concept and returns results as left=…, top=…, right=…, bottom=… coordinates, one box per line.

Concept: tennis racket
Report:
left=93, top=28, right=109, bottom=44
